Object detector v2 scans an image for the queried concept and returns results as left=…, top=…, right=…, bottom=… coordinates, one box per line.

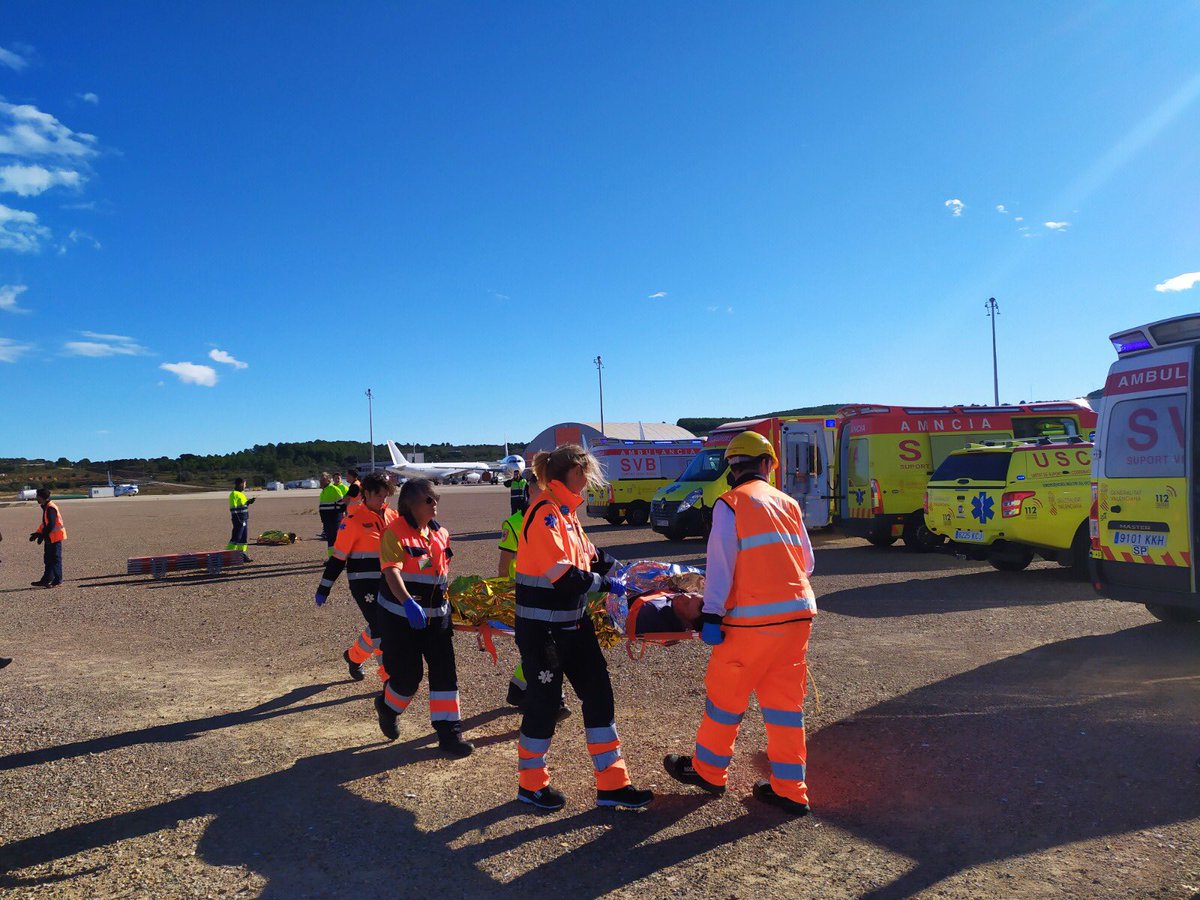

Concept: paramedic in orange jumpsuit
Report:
left=372, top=478, right=473, bottom=757
left=663, top=430, right=816, bottom=815
left=314, top=472, right=397, bottom=682
left=514, top=446, right=652, bottom=811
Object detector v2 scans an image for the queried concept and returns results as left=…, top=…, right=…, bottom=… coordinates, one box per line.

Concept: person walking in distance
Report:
left=29, top=488, right=67, bottom=588
left=505, top=469, right=529, bottom=515
left=317, top=473, right=342, bottom=557
left=227, top=478, right=255, bottom=561
left=513, top=445, right=652, bottom=811
left=314, top=472, right=397, bottom=681
left=663, top=430, right=817, bottom=815
left=373, top=478, right=473, bottom=757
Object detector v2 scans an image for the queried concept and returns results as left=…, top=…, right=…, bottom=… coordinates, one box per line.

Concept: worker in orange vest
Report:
left=372, top=477, right=473, bottom=757
left=314, top=471, right=397, bottom=681
left=663, top=430, right=817, bottom=815
left=514, top=445, right=652, bottom=811
left=29, top=488, right=67, bottom=588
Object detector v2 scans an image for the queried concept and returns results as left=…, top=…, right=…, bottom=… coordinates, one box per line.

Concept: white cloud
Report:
left=0, top=164, right=84, bottom=196
left=161, top=361, right=218, bottom=387
left=995, top=204, right=1008, bottom=214
left=78, top=92, right=99, bottom=105
left=944, top=198, right=964, bottom=216
left=1044, top=221, right=1070, bottom=230
left=1014, top=216, right=1024, bottom=222
left=0, top=284, right=29, bottom=313
left=67, top=228, right=101, bottom=250
left=0, top=101, right=98, bottom=158
left=0, top=47, right=29, bottom=72
left=648, top=291, right=667, bottom=299
left=0, top=203, right=50, bottom=252
left=64, top=331, right=148, bottom=357
left=209, top=348, right=248, bottom=369
left=1154, top=271, right=1200, bottom=293
left=0, top=337, right=33, bottom=362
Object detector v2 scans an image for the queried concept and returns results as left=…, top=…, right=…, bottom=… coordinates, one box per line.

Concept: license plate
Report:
left=954, top=529, right=985, bottom=542
left=1112, top=531, right=1167, bottom=548
left=653, top=517, right=669, bottom=527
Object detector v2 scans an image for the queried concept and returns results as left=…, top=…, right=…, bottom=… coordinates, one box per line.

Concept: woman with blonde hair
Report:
left=513, top=445, right=653, bottom=811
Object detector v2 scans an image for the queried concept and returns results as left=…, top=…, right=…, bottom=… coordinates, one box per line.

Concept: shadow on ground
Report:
left=809, top=622, right=1200, bottom=897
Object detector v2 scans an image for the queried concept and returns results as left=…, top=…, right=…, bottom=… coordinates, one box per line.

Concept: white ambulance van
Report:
left=1091, top=315, right=1200, bottom=622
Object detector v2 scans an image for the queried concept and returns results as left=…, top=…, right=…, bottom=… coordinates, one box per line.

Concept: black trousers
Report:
left=350, top=581, right=380, bottom=635
left=515, top=615, right=614, bottom=741
left=229, top=512, right=249, bottom=547
left=41, top=540, right=63, bottom=584
left=319, top=510, right=342, bottom=547
left=377, top=607, right=458, bottom=722
left=510, top=497, right=527, bottom=515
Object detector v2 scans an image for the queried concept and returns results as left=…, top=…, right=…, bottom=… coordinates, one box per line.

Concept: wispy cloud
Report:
left=77, top=92, right=99, bottom=105
left=705, top=305, right=734, bottom=315
left=0, top=163, right=84, bottom=196
left=0, top=284, right=29, bottom=313
left=1044, top=221, right=1070, bottom=231
left=0, top=100, right=98, bottom=158
left=66, top=228, right=101, bottom=250
left=161, top=361, right=217, bottom=387
left=63, top=331, right=148, bottom=357
left=0, top=337, right=33, bottom=362
left=0, top=46, right=29, bottom=72
left=1014, top=216, right=1024, bottom=222
left=1154, top=271, right=1200, bottom=293
left=209, top=348, right=248, bottom=369
left=995, top=204, right=1008, bottom=214
left=647, top=291, right=667, bottom=299
left=488, top=290, right=510, bottom=302
left=0, top=203, right=50, bottom=252
left=944, top=198, right=964, bottom=217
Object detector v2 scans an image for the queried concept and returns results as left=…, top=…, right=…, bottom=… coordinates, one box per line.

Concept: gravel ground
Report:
left=0, top=486, right=1197, bottom=898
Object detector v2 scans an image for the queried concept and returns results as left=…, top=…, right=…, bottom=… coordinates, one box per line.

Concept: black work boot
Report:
left=374, top=695, right=399, bottom=741
left=434, top=721, right=474, bottom=758
left=518, top=784, right=566, bottom=811
left=663, top=754, right=726, bottom=796
left=596, top=785, right=654, bottom=809
left=343, top=649, right=366, bottom=681
left=752, top=779, right=811, bottom=816
left=506, top=681, right=526, bottom=708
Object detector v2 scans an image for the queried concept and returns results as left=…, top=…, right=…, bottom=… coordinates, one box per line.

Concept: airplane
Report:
left=386, top=440, right=525, bottom=483
left=108, top=470, right=139, bottom=497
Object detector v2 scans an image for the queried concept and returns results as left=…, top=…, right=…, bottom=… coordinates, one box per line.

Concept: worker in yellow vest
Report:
left=226, top=478, right=255, bottom=560
left=663, top=430, right=817, bottom=815
left=318, top=472, right=343, bottom=557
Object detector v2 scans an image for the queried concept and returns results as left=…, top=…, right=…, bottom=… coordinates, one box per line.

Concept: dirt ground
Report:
left=0, top=486, right=1197, bottom=899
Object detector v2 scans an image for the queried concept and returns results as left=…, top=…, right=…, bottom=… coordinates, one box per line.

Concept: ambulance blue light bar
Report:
left=1111, top=330, right=1152, bottom=355
left=824, top=419, right=836, bottom=428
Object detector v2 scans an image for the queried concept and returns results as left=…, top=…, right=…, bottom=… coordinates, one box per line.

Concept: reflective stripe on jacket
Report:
left=39, top=501, right=67, bottom=543
left=378, top=514, right=453, bottom=612
left=318, top=484, right=342, bottom=512
left=514, top=480, right=603, bottom=623
left=720, top=478, right=816, bottom=626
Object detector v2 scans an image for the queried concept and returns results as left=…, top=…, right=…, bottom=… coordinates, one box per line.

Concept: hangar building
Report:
left=525, top=422, right=696, bottom=454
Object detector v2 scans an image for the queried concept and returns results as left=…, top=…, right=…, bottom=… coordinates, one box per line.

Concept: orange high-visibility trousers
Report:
left=693, top=619, right=812, bottom=804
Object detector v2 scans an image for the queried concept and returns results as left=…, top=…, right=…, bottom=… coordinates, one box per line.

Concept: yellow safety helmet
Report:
left=723, top=431, right=778, bottom=466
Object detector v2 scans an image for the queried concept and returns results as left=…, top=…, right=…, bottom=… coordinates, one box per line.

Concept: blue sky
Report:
left=1, top=2, right=1199, bottom=460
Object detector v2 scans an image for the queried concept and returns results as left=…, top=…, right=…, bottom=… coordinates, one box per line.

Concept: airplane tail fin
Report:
left=106, top=469, right=114, bottom=488
left=387, top=440, right=407, bottom=466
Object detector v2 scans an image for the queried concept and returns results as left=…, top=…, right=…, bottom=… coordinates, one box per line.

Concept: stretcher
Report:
left=127, top=549, right=247, bottom=579
left=254, top=531, right=298, bottom=545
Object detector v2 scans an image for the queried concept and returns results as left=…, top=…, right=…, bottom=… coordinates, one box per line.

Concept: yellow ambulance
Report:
left=585, top=438, right=703, bottom=525
left=925, top=439, right=1092, bottom=573
left=1091, top=315, right=1200, bottom=622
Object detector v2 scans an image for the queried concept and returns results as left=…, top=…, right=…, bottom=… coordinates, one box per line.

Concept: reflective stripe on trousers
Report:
left=429, top=690, right=461, bottom=722
left=383, top=682, right=412, bottom=714
left=585, top=722, right=628, bottom=790
left=518, top=732, right=552, bottom=791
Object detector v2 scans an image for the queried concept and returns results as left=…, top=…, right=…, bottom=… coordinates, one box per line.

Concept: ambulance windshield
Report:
left=678, top=448, right=728, bottom=482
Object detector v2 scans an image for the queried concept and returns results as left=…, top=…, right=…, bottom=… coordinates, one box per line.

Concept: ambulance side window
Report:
left=1013, top=417, right=1077, bottom=439
left=1103, top=394, right=1187, bottom=478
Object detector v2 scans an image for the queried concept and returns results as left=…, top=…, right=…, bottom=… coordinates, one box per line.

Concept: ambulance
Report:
left=649, top=416, right=836, bottom=540
left=836, top=402, right=1097, bottom=551
left=1091, top=315, right=1200, bottom=622
left=585, top=438, right=704, bottom=525
left=925, top=438, right=1093, bottom=573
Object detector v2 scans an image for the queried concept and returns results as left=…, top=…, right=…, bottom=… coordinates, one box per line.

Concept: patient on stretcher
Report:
left=626, top=590, right=704, bottom=637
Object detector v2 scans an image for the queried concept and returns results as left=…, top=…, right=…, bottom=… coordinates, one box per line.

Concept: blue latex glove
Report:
left=701, top=621, right=724, bottom=646
left=314, top=592, right=327, bottom=607
left=606, top=578, right=627, bottom=598
left=403, top=597, right=428, bottom=629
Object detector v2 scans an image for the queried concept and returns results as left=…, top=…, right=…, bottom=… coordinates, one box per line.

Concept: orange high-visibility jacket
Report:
left=316, top=503, right=398, bottom=600
left=720, top=478, right=816, bottom=627
left=37, top=501, right=67, bottom=543
left=378, top=514, right=453, bottom=618
left=515, top=480, right=608, bottom=624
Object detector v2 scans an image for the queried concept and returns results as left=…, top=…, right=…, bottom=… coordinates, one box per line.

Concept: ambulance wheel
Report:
left=626, top=502, right=649, bottom=527
left=605, top=511, right=625, bottom=526
left=1144, top=603, right=1200, bottom=623
left=903, top=512, right=943, bottom=553
left=988, top=548, right=1034, bottom=571
left=1067, top=523, right=1090, bottom=579
left=866, top=529, right=897, bottom=548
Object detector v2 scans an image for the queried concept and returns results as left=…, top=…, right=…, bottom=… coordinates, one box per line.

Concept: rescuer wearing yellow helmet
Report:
left=663, top=429, right=818, bottom=815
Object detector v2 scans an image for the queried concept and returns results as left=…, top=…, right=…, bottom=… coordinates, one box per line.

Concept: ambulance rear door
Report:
left=1093, top=344, right=1194, bottom=601
left=781, top=420, right=832, bottom=527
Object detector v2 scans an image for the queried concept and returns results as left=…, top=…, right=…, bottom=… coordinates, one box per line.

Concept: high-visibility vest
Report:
left=509, top=478, right=528, bottom=502
left=720, top=478, right=816, bottom=627
left=229, top=490, right=249, bottom=518
left=318, top=484, right=342, bottom=513
left=515, top=480, right=599, bottom=623
left=40, top=501, right=67, bottom=543
left=332, top=504, right=397, bottom=588
left=378, top=514, right=453, bottom=618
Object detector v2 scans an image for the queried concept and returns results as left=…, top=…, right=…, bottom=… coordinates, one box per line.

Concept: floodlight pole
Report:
left=985, top=297, right=1000, bottom=405
left=594, top=355, right=605, bottom=436
left=366, top=388, right=375, bottom=470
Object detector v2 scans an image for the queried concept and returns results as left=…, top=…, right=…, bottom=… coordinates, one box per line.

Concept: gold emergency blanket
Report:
left=255, top=530, right=298, bottom=545
left=447, top=575, right=621, bottom=649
